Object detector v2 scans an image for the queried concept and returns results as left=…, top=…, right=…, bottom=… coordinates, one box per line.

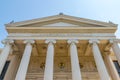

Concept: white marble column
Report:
left=89, top=40, right=110, bottom=80
left=104, top=52, right=119, bottom=80
left=110, top=40, right=120, bottom=65
left=15, top=40, right=34, bottom=80
left=68, top=39, right=82, bottom=80
left=0, top=39, right=14, bottom=75
left=44, top=39, right=56, bottom=80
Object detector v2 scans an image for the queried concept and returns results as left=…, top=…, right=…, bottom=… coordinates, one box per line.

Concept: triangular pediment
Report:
left=5, top=14, right=117, bottom=27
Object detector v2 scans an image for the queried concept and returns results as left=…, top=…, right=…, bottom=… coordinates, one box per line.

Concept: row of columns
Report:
left=0, top=39, right=120, bottom=80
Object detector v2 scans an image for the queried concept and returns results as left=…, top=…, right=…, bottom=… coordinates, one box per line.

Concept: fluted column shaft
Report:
left=68, top=40, right=82, bottom=80
left=44, top=40, right=56, bottom=80
left=0, top=39, right=14, bottom=75
left=89, top=40, right=110, bottom=80
left=15, top=40, right=34, bottom=80
left=104, top=52, right=119, bottom=80
left=110, top=40, right=120, bottom=65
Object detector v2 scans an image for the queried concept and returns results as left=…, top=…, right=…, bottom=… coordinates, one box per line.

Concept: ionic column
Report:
left=44, top=39, right=56, bottom=80
left=68, top=40, right=82, bottom=80
left=110, top=40, right=120, bottom=65
left=0, top=39, right=14, bottom=75
left=15, top=40, right=34, bottom=80
left=89, top=40, right=110, bottom=80
left=104, top=52, right=119, bottom=80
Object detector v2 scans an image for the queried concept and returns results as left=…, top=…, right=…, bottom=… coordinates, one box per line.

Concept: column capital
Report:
left=67, top=39, right=79, bottom=44
left=109, top=39, right=120, bottom=43
left=104, top=51, right=111, bottom=55
left=2, top=39, right=14, bottom=44
left=89, top=39, right=100, bottom=44
left=45, top=39, right=56, bottom=44
left=23, top=40, right=35, bottom=44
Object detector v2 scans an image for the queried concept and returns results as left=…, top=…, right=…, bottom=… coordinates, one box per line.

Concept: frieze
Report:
left=9, top=33, right=115, bottom=37
left=7, top=33, right=116, bottom=40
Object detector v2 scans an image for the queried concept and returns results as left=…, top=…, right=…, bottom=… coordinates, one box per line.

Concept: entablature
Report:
left=7, top=33, right=116, bottom=40
left=6, top=26, right=117, bottom=33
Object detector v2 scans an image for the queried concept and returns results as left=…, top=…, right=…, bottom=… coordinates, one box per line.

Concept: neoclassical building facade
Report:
left=0, top=14, right=120, bottom=80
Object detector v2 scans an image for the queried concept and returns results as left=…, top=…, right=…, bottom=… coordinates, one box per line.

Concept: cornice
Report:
left=6, top=26, right=117, bottom=33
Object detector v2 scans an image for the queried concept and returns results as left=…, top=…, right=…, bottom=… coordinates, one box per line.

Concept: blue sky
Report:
left=0, top=0, right=120, bottom=48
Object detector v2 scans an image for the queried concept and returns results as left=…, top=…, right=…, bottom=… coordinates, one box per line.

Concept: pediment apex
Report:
left=5, top=14, right=117, bottom=27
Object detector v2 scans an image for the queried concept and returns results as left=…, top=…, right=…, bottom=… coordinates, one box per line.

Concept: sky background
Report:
left=0, top=0, right=120, bottom=48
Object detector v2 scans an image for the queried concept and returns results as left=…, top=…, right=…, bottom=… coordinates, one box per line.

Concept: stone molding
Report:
left=7, top=33, right=117, bottom=40
left=8, top=33, right=115, bottom=37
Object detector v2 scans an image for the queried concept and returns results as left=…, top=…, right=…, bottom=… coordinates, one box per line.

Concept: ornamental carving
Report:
left=28, top=56, right=97, bottom=73
left=40, top=62, right=45, bottom=70
left=58, top=62, right=65, bottom=71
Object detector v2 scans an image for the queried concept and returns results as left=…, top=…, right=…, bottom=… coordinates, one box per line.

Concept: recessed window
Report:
left=113, top=61, right=120, bottom=76
left=0, top=61, right=10, bottom=80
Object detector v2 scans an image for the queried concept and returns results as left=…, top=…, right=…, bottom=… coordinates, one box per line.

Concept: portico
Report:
left=0, top=14, right=120, bottom=80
